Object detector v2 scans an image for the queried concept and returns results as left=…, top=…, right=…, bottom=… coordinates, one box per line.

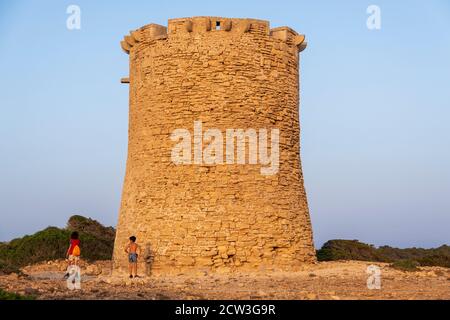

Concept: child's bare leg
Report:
left=128, top=263, right=133, bottom=276
left=133, top=262, right=137, bottom=276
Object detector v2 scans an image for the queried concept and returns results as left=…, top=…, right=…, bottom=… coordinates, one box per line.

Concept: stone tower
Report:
left=113, top=17, right=315, bottom=274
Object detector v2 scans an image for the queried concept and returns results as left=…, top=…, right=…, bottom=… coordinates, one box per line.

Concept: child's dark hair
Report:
left=71, top=231, right=79, bottom=240
left=129, top=236, right=136, bottom=242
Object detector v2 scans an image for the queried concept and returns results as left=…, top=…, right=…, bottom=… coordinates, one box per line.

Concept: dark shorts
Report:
left=128, top=253, right=138, bottom=263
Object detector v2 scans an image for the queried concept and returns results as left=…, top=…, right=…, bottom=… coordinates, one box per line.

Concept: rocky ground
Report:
left=0, top=260, right=448, bottom=300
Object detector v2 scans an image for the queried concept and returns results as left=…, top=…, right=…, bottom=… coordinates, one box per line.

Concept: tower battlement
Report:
left=120, top=16, right=307, bottom=55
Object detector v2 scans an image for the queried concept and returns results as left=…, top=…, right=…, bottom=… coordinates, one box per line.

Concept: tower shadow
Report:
left=144, top=242, right=155, bottom=276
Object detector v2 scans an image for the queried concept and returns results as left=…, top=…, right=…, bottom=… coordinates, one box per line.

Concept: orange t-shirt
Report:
left=68, top=239, right=80, bottom=255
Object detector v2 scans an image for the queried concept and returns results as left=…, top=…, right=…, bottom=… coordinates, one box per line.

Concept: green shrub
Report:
left=0, top=259, right=21, bottom=275
left=67, top=215, right=115, bottom=240
left=418, top=254, right=450, bottom=268
left=316, top=240, right=385, bottom=262
left=316, top=240, right=449, bottom=268
left=0, top=227, right=70, bottom=267
left=390, top=259, right=420, bottom=272
left=0, top=215, right=115, bottom=274
left=0, top=288, right=35, bottom=300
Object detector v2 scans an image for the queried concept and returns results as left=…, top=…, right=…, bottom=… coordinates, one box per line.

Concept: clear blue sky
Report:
left=0, top=0, right=449, bottom=248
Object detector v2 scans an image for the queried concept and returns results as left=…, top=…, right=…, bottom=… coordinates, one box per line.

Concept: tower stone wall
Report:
left=113, top=17, right=315, bottom=274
